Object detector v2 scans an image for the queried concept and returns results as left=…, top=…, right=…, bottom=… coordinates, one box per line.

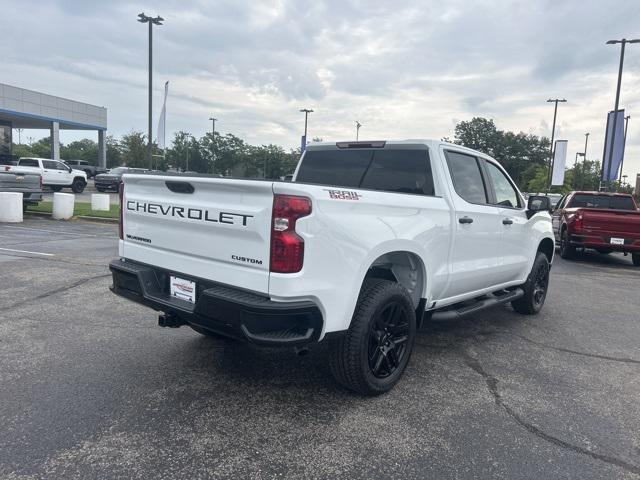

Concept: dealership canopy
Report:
left=0, top=83, right=107, bottom=167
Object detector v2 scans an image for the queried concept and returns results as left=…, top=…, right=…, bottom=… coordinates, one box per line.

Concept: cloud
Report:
left=1, top=0, right=640, bottom=177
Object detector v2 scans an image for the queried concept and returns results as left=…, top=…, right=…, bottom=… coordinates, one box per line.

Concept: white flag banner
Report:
left=156, top=81, right=169, bottom=150
left=551, top=140, right=568, bottom=186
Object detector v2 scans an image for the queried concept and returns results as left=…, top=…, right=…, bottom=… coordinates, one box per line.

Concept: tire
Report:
left=329, top=279, right=417, bottom=396
left=632, top=254, right=640, bottom=267
left=512, top=252, right=550, bottom=315
left=71, top=178, right=86, bottom=194
left=190, top=324, right=226, bottom=339
left=50, top=186, right=63, bottom=192
left=559, top=228, right=575, bottom=259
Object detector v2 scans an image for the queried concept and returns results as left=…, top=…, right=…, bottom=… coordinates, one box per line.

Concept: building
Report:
left=0, top=83, right=107, bottom=167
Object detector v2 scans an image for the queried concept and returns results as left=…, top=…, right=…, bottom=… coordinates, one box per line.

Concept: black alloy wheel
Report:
left=368, top=302, right=410, bottom=379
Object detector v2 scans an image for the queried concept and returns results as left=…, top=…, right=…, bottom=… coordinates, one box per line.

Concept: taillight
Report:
left=270, top=194, right=312, bottom=273
left=118, top=181, right=124, bottom=240
left=574, top=212, right=583, bottom=231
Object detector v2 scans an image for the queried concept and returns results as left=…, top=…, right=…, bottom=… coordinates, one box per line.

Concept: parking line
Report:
left=0, top=225, right=116, bottom=238
left=0, top=247, right=55, bottom=256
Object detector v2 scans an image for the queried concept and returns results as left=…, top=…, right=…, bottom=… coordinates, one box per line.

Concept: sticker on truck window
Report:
left=323, top=189, right=362, bottom=201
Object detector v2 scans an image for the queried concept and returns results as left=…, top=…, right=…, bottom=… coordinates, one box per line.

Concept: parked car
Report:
left=3, top=157, right=87, bottom=193
left=63, top=160, right=107, bottom=179
left=552, top=191, right=640, bottom=265
left=0, top=170, right=43, bottom=209
left=109, top=140, right=555, bottom=395
left=94, top=167, right=148, bottom=192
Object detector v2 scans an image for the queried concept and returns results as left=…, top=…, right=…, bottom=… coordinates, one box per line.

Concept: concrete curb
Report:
left=25, top=211, right=118, bottom=224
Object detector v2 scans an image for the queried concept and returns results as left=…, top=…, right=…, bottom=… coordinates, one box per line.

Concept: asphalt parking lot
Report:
left=1, top=218, right=639, bottom=479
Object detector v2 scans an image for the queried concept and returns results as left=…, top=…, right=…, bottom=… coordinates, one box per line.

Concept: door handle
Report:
left=458, top=216, right=474, bottom=224
left=502, top=218, right=513, bottom=225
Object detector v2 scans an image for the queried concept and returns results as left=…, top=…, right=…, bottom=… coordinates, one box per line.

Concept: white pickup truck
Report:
left=110, top=140, right=555, bottom=395
left=4, top=157, right=87, bottom=193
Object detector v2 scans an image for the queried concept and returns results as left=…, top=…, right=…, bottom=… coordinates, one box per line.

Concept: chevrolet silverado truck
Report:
left=552, top=191, right=640, bottom=265
left=0, top=170, right=43, bottom=209
left=110, top=140, right=555, bottom=395
left=4, top=157, right=87, bottom=193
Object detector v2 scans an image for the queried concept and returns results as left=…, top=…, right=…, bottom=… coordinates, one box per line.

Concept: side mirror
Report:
left=527, top=195, right=551, bottom=218
left=68, top=166, right=73, bottom=172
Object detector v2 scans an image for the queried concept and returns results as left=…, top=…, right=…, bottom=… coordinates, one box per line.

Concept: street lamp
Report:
left=545, top=98, right=567, bottom=191
left=355, top=121, right=362, bottom=141
left=138, top=12, right=164, bottom=169
left=574, top=152, right=585, bottom=189
left=604, top=38, right=639, bottom=190
left=209, top=116, right=217, bottom=173
left=300, top=108, right=313, bottom=152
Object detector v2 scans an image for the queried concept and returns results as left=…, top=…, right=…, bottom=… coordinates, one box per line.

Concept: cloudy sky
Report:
left=2, top=0, right=640, bottom=179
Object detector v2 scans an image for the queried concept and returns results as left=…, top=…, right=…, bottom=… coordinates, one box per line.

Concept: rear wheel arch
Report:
left=363, top=250, right=426, bottom=311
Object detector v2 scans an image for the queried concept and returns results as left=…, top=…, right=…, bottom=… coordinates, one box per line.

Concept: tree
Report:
left=119, top=131, right=148, bottom=168
left=452, top=117, right=551, bottom=189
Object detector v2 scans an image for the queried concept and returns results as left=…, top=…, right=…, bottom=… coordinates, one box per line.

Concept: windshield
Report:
left=568, top=194, right=636, bottom=210
left=109, top=167, right=128, bottom=174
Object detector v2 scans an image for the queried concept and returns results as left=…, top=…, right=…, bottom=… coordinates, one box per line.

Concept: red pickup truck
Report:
left=552, top=191, right=640, bottom=265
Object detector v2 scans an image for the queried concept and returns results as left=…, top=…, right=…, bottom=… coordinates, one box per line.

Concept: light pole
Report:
left=622, top=174, right=628, bottom=187
left=604, top=39, right=639, bottom=190
left=355, top=121, right=362, bottom=141
left=619, top=115, right=631, bottom=183
left=545, top=98, right=567, bottom=191
left=300, top=108, right=313, bottom=152
left=138, top=12, right=164, bottom=169
left=574, top=152, right=584, bottom=189
left=209, top=116, right=217, bottom=173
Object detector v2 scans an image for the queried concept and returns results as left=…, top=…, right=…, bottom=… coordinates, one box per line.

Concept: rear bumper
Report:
left=569, top=233, right=640, bottom=252
left=109, top=258, right=323, bottom=346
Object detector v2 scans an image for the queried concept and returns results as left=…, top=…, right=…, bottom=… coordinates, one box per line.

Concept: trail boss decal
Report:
left=324, top=189, right=362, bottom=201
left=126, top=201, right=253, bottom=226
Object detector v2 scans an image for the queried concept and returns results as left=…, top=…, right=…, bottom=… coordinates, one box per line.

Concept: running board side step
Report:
left=430, top=288, right=524, bottom=322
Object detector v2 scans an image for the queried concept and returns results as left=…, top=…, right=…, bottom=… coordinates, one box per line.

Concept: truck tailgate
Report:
left=581, top=209, right=640, bottom=236
left=121, top=175, right=274, bottom=294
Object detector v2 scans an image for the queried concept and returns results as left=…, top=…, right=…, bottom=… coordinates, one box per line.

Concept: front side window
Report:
left=484, top=161, right=521, bottom=208
left=42, top=160, right=58, bottom=169
left=445, top=151, right=487, bottom=204
left=55, top=162, right=69, bottom=171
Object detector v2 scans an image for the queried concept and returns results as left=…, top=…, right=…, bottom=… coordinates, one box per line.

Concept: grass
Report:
left=27, top=201, right=119, bottom=219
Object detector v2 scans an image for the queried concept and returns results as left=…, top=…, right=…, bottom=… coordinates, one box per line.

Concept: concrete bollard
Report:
left=0, top=192, right=23, bottom=223
left=52, top=192, right=75, bottom=220
left=91, top=193, right=110, bottom=212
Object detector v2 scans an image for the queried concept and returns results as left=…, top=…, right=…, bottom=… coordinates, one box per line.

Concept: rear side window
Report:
left=296, top=149, right=434, bottom=195
left=19, top=159, right=39, bottom=167
left=445, top=151, right=487, bottom=204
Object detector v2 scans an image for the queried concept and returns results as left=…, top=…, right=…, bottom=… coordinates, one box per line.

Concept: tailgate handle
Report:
left=165, top=181, right=194, bottom=194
